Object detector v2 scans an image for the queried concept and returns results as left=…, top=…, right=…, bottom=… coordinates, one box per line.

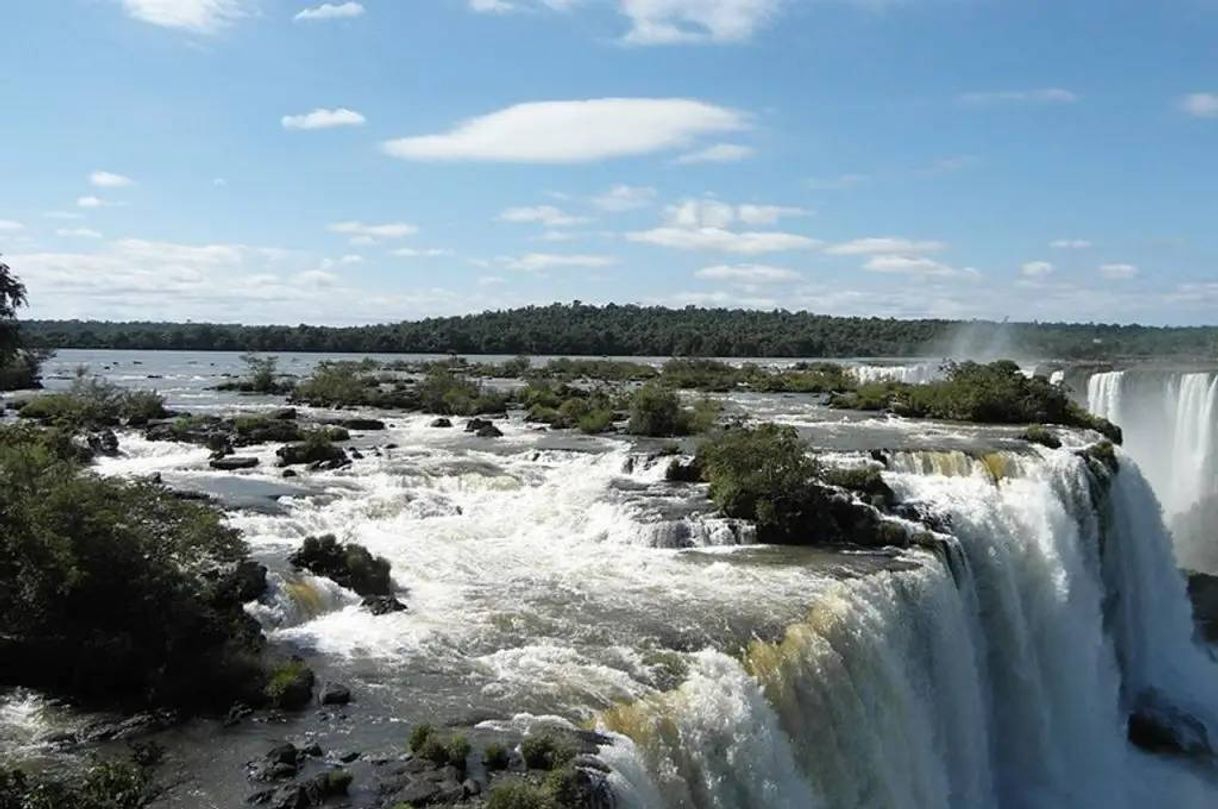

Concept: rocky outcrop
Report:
left=1187, top=571, right=1218, bottom=644
left=1128, top=692, right=1212, bottom=756
left=210, top=456, right=259, bottom=471
left=288, top=535, right=393, bottom=598
left=362, top=595, right=407, bottom=615
left=276, top=442, right=348, bottom=468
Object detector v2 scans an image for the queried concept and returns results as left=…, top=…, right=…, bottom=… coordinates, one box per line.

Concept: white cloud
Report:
left=282, top=108, right=366, bottom=130
left=620, top=0, right=782, bottom=45
left=628, top=227, right=817, bottom=254
left=498, top=205, right=590, bottom=227
left=1050, top=239, right=1091, bottom=249
left=1020, top=260, right=1054, bottom=277
left=90, top=170, right=135, bottom=188
left=298, top=269, right=340, bottom=286
left=503, top=253, right=616, bottom=271
left=478, top=275, right=507, bottom=286
left=592, top=184, right=657, bottom=212
left=807, top=173, right=869, bottom=191
left=76, top=196, right=105, bottom=208
left=674, top=142, right=755, bottom=164
left=825, top=237, right=946, bottom=255
left=666, top=199, right=737, bottom=229
left=0, top=220, right=25, bottom=232
left=121, top=0, right=248, bottom=33
left=56, top=228, right=104, bottom=239
left=393, top=247, right=454, bottom=258
left=663, top=290, right=779, bottom=309
left=328, top=221, right=417, bottom=242
left=44, top=211, right=85, bottom=220
left=1099, top=263, right=1138, bottom=279
left=737, top=204, right=809, bottom=225
left=382, top=98, right=747, bottom=163
left=957, top=88, right=1079, bottom=106
left=1181, top=93, right=1218, bottom=119
left=294, top=2, right=365, bottom=21
left=695, top=264, right=800, bottom=284
left=863, top=254, right=977, bottom=278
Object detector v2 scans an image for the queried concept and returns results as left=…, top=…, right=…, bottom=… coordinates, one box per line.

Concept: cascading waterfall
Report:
left=1085, top=369, right=1218, bottom=571
left=603, top=447, right=1218, bottom=808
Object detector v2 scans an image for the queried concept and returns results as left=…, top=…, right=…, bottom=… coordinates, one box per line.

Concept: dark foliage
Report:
left=288, top=534, right=393, bottom=597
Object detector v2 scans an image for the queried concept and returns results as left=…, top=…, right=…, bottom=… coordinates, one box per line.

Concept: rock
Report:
left=361, top=595, right=407, bottom=615
left=475, top=424, right=503, bottom=439
left=1128, top=694, right=1212, bottom=755
left=211, top=456, right=260, bottom=471
left=225, top=561, right=269, bottom=603
left=665, top=458, right=702, bottom=483
left=393, top=780, right=440, bottom=805
left=268, top=408, right=298, bottom=421
left=464, top=418, right=492, bottom=433
left=266, top=660, right=315, bottom=711
left=289, top=535, right=393, bottom=597
left=86, top=429, right=120, bottom=456
left=277, top=442, right=348, bottom=468
left=430, top=418, right=453, bottom=428
left=319, top=682, right=351, bottom=706
left=1187, top=571, right=1218, bottom=643
left=282, top=469, right=298, bottom=478
left=224, top=703, right=254, bottom=727
left=339, top=751, right=360, bottom=764
left=340, top=418, right=385, bottom=431
left=349, top=449, right=364, bottom=460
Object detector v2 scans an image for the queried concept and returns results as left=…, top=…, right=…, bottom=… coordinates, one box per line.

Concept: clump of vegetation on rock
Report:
left=18, top=373, right=167, bottom=428
left=288, top=534, right=393, bottom=597
left=519, top=732, right=576, bottom=771
left=0, top=424, right=268, bottom=711
left=417, top=365, right=508, bottom=416
left=1020, top=424, right=1062, bottom=449
left=626, top=385, right=722, bottom=437
left=0, top=756, right=156, bottom=808
left=264, top=658, right=315, bottom=710
left=217, top=353, right=293, bottom=395
left=409, top=724, right=471, bottom=772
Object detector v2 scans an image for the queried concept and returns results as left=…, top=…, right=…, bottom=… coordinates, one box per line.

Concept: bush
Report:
left=0, top=758, right=154, bottom=809
left=409, top=723, right=436, bottom=753
left=519, top=732, right=575, bottom=771
left=627, top=384, right=685, bottom=437
left=0, top=427, right=265, bottom=710
left=418, top=366, right=507, bottom=416
left=0, top=349, right=49, bottom=392
left=1021, top=424, right=1062, bottom=449
left=413, top=729, right=470, bottom=771
left=486, top=781, right=557, bottom=809
left=17, top=374, right=165, bottom=428
left=484, top=743, right=511, bottom=770
left=577, top=408, right=615, bottom=435
left=288, top=534, right=392, bottom=597
left=696, top=424, right=828, bottom=544
left=264, top=659, right=315, bottom=710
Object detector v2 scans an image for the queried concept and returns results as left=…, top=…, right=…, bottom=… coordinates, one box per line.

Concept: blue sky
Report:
left=2, top=0, right=1216, bottom=326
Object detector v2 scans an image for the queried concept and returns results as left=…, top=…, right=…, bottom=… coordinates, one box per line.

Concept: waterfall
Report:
left=602, top=448, right=1218, bottom=808
left=1085, top=369, right=1218, bottom=571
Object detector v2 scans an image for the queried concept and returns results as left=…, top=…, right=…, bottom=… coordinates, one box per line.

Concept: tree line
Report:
left=18, top=304, right=1218, bottom=359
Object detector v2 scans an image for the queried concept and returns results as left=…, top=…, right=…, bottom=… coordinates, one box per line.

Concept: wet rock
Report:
left=1187, top=571, right=1218, bottom=644
left=277, top=441, right=347, bottom=468
left=289, top=535, right=393, bottom=597
left=361, top=595, right=407, bottom=615
left=211, top=456, right=260, bottom=471
left=265, top=660, right=316, bottom=711
left=475, top=424, right=504, bottom=439
left=268, top=408, right=298, bottom=421
left=339, top=418, right=385, bottom=431
left=319, top=682, right=351, bottom=706
left=349, top=448, right=364, bottom=460
left=222, top=561, right=269, bottom=603
left=393, top=780, right=441, bottom=805
left=224, top=703, right=255, bottom=727
left=282, top=469, right=298, bottom=478
left=464, top=418, right=492, bottom=433
left=430, top=418, right=453, bottom=428
left=664, top=458, right=702, bottom=483
left=1128, top=693, right=1211, bottom=755
left=339, top=751, right=360, bottom=764
left=86, top=429, right=120, bottom=456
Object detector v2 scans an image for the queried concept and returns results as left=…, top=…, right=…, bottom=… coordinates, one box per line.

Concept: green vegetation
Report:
left=0, top=424, right=267, bottom=710
left=0, top=757, right=155, bottom=809
left=831, top=360, right=1123, bottom=441
left=17, top=372, right=167, bottom=428
left=626, top=385, right=722, bottom=437
left=217, top=353, right=292, bottom=394
left=1020, top=424, right=1063, bottom=449
left=0, top=261, right=50, bottom=391
left=820, top=466, right=896, bottom=508
left=288, top=534, right=392, bottom=596
left=416, top=365, right=507, bottom=416
left=408, top=724, right=470, bottom=771
left=20, top=303, right=1218, bottom=359
left=485, top=781, right=557, bottom=809
left=264, top=658, right=315, bottom=710
left=484, top=743, right=511, bottom=770
left=519, top=732, right=576, bottom=770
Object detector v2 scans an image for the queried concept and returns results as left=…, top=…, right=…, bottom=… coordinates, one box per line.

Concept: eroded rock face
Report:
left=1186, top=571, right=1218, bottom=644
left=1128, top=692, right=1212, bottom=756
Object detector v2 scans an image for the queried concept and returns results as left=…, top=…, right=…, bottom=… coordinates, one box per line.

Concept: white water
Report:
left=849, top=363, right=944, bottom=385
left=1087, top=370, right=1218, bottom=570
left=605, top=448, right=1218, bottom=808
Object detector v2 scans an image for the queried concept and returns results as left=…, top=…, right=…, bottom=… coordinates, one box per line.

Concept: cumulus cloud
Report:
left=1050, top=239, right=1091, bottom=249
left=0, top=220, right=25, bottom=232
left=664, top=198, right=806, bottom=229
left=76, top=196, right=105, bottom=208
left=592, top=184, right=657, bottom=212
left=90, top=171, right=134, bottom=188
left=392, top=247, right=454, bottom=258
left=825, top=237, right=946, bottom=255
left=294, top=2, right=365, bottom=21
left=620, top=0, right=782, bottom=45
left=282, top=108, right=366, bottom=130
left=674, top=143, right=755, bottom=164
left=498, top=205, right=590, bottom=227
left=628, top=227, right=817, bottom=254
left=1020, top=261, right=1054, bottom=277
left=1099, top=263, right=1138, bottom=279
left=695, top=264, right=800, bottom=283
left=957, top=88, right=1079, bottom=106
left=736, top=204, right=809, bottom=225
left=121, top=0, right=248, bottom=32
left=1181, top=93, right=1218, bottom=119
left=382, top=98, right=747, bottom=163
left=503, top=253, right=616, bottom=271
left=863, top=255, right=978, bottom=278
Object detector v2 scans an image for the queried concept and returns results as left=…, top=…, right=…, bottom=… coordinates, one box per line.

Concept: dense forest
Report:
left=19, top=303, right=1218, bottom=360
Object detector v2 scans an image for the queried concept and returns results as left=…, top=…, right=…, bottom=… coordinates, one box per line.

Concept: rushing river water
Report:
left=4, top=350, right=1218, bottom=807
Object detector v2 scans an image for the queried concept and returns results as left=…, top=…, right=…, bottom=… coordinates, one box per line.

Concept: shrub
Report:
left=519, top=732, right=575, bottom=771
left=696, top=424, right=828, bottom=544
left=486, top=781, right=557, bottom=809
left=418, top=366, right=506, bottom=416
left=0, top=758, right=154, bottom=809
left=414, top=730, right=469, bottom=770
left=0, top=349, right=50, bottom=392
left=264, top=659, right=315, bottom=710
left=484, top=743, right=511, bottom=770
left=627, top=384, right=685, bottom=437
left=1021, top=424, right=1062, bottom=449
left=409, top=723, right=436, bottom=753
left=17, top=374, right=165, bottom=428
left=577, top=408, right=615, bottom=435
left=288, top=534, right=392, bottom=597
left=0, top=428, right=265, bottom=710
